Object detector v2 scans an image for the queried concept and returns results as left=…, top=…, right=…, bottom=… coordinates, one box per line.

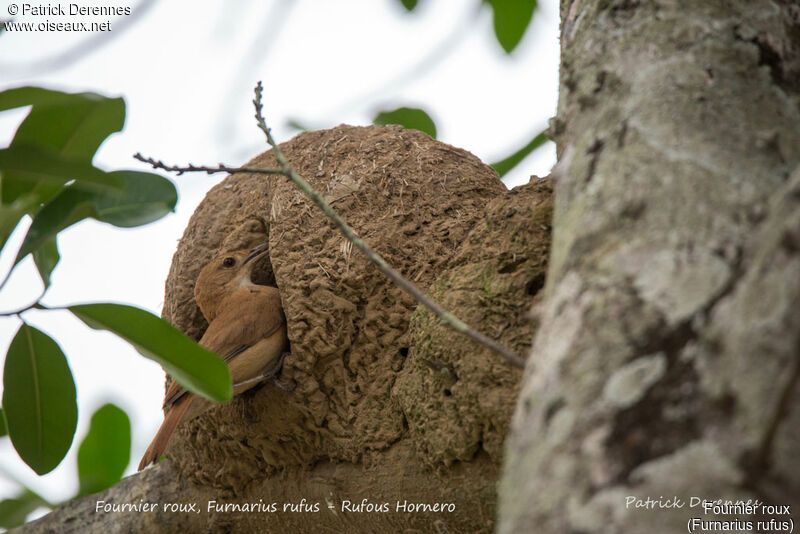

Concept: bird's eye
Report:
left=222, top=257, right=236, bottom=267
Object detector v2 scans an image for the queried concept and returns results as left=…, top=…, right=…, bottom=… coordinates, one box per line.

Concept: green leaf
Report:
left=11, top=95, right=124, bottom=161
left=0, top=490, right=48, bottom=529
left=399, top=0, right=418, bottom=11
left=0, top=185, right=65, bottom=254
left=0, top=146, right=129, bottom=252
left=490, top=129, right=550, bottom=177
left=32, top=237, right=60, bottom=288
left=2, top=324, right=78, bottom=475
left=486, top=0, right=536, bottom=54
left=373, top=107, right=437, bottom=138
left=0, top=145, right=124, bottom=194
left=15, top=170, right=177, bottom=263
left=0, top=86, right=87, bottom=113
left=15, top=193, right=95, bottom=263
left=1, top=88, right=125, bottom=204
left=69, top=304, right=232, bottom=403
left=77, top=403, right=131, bottom=496
left=89, top=171, right=177, bottom=228
left=0, top=407, right=7, bottom=437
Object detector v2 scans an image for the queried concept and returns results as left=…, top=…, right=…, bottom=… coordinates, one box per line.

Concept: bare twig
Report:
left=133, top=154, right=284, bottom=176
left=135, top=83, right=526, bottom=368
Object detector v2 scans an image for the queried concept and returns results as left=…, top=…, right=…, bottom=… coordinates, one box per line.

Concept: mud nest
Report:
left=159, top=125, right=551, bottom=531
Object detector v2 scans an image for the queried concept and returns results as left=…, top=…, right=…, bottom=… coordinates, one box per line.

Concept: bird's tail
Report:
left=138, top=395, right=193, bottom=470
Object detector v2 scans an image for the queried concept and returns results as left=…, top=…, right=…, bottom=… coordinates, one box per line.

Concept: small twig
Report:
left=135, top=84, right=525, bottom=369
left=133, top=154, right=284, bottom=176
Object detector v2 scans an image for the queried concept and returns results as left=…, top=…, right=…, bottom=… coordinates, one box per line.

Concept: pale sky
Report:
left=0, top=0, right=559, bottom=509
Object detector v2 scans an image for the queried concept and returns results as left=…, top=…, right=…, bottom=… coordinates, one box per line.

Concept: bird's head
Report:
left=194, top=243, right=270, bottom=321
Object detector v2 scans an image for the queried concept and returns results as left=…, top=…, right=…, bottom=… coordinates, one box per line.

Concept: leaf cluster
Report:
left=0, top=88, right=233, bottom=527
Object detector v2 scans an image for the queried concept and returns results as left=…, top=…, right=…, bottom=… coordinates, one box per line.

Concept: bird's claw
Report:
left=273, top=376, right=297, bottom=391
left=271, top=351, right=296, bottom=391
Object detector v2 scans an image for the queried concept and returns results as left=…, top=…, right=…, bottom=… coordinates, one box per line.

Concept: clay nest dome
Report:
left=159, top=124, right=551, bottom=532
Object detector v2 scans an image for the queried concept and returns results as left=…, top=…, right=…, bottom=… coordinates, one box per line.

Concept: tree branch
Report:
left=17, top=440, right=501, bottom=533
left=132, top=155, right=283, bottom=177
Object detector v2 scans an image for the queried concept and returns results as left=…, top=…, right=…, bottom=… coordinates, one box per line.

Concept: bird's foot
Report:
left=273, top=376, right=297, bottom=392
left=272, top=351, right=296, bottom=391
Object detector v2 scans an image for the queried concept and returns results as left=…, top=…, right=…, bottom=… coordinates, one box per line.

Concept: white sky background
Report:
left=0, top=0, right=559, bottom=506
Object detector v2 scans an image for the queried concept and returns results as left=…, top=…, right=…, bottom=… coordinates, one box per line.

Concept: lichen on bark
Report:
left=499, top=1, right=800, bottom=532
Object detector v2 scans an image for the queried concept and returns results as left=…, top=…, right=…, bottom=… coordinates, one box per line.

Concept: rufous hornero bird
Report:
left=138, top=243, right=289, bottom=470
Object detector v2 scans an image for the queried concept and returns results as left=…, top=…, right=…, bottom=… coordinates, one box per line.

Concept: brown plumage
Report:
left=138, top=244, right=288, bottom=470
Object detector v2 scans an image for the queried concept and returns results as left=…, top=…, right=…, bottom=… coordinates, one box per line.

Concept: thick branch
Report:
left=16, top=440, right=499, bottom=534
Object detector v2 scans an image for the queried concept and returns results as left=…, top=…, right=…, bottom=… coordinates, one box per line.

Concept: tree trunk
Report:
left=499, top=0, right=800, bottom=532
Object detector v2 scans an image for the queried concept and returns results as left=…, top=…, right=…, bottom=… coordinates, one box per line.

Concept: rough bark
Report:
left=15, top=443, right=500, bottom=534
left=499, top=0, right=800, bottom=533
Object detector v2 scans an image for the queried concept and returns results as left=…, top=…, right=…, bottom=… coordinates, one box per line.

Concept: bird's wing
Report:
left=162, top=287, right=285, bottom=409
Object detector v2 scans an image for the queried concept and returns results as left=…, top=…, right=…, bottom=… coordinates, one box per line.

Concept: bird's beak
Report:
left=243, top=242, right=269, bottom=266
